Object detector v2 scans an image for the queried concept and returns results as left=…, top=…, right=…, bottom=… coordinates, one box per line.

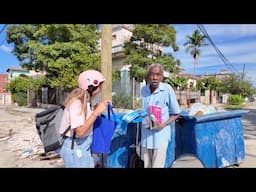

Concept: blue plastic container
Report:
left=175, top=110, right=248, bottom=168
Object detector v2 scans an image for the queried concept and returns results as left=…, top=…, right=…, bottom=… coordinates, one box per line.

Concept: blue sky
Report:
left=168, top=24, right=256, bottom=87
left=0, top=24, right=256, bottom=87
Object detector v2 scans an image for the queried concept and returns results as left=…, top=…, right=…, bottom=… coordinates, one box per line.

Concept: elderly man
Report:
left=140, top=63, right=181, bottom=168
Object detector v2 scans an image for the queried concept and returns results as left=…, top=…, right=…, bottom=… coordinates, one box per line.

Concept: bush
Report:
left=227, top=94, right=244, bottom=105
left=13, top=91, right=27, bottom=106
left=112, top=93, right=133, bottom=109
left=134, top=98, right=142, bottom=109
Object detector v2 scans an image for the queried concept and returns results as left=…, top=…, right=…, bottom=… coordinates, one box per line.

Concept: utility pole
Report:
left=242, top=64, right=245, bottom=80
left=101, top=24, right=112, bottom=102
left=239, top=64, right=246, bottom=97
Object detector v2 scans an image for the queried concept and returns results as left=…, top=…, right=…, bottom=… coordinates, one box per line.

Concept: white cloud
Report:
left=211, top=40, right=256, bottom=56
left=172, top=25, right=256, bottom=70
left=204, top=24, right=256, bottom=38
left=174, top=24, right=256, bottom=38
left=0, top=45, right=12, bottom=53
left=246, top=72, right=256, bottom=87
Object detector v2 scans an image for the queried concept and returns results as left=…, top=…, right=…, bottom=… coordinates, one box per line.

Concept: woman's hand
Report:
left=93, top=100, right=111, bottom=115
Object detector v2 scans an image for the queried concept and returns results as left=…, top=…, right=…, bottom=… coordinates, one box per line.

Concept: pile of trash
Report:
left=188, top=103, right=219, bottom=116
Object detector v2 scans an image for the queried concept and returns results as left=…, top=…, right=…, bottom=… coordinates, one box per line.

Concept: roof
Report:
left=6, top=68, right=29, bottom=72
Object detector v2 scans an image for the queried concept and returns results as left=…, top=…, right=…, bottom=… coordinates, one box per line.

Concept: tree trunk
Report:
left=193, top=54, right=198, bottom=75
left=209, top=89, right=212, bottom=104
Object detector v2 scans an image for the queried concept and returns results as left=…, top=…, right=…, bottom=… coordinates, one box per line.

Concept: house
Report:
left=195, top=71, right=233, bottom=105
left=5, top=68, right=44, bottom=106
left=0, top=74, right=11, bottom=104
left=6, top=67, right=44, bottom=80
left=199, top=70, right=232, bottom=80
left=0, top=74, right=8, bottom=93
left=111, top=24, right=134, bottom=70
left=6, top=68, right=30, bottom=81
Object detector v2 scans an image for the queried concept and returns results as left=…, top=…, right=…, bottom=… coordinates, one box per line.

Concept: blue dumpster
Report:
left=106, top=113, right=141, bottom=168
left=175, top=110, right=248, bottom=168
left=104, top=112, right=176, bottom=168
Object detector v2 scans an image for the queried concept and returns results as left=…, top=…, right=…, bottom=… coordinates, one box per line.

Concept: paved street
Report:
left=238, top=104, right=256, bottom=168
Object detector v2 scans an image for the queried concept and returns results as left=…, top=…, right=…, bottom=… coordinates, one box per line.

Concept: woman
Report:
left=59, top=70, right=110, bottom=168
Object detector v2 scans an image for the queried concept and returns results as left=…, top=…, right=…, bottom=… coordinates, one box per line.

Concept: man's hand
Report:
left=154, top=121, right=164, bottom=129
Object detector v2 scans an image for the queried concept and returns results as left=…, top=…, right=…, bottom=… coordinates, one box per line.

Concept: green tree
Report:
left=124, top=24, right=180, bottom=82
left=7, top=76, right=46, bottom=106
left=166, top=76, right=188, bottom=90
left=184, top=29, right=208, bottom=75
left=220, top=74, right=256, bottom=97
left=8, top=76, right=30, bottom=106
left=166, top=76, right=188, bottom=104
left=6, top=24, right=39, bottom=69
left=6, top=24, right=100, bottom=90
left=112, top=69, right=121, bottom=81
left=197, top=77, right=222, bottom=104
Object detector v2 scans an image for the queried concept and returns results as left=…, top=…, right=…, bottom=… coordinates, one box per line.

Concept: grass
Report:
left=224, top=104, right=245, bottom=110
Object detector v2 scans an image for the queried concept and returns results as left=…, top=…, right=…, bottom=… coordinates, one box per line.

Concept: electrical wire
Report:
left=196, top=24, right=239, bottom=74
left=0, top=24, right=8, bottom=46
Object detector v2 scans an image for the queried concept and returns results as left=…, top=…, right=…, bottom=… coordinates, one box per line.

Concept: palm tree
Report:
left=184, top=29, right=208, bottom=75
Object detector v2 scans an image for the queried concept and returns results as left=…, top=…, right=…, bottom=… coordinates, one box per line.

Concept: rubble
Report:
left=0, top=105, right=61, bottom=167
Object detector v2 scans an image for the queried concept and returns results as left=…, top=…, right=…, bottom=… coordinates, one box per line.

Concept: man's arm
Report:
left=155, top=114, right=180, bottom=129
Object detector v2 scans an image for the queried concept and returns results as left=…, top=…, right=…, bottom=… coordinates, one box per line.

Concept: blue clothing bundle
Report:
left=122, top=110, right=148, bottom=123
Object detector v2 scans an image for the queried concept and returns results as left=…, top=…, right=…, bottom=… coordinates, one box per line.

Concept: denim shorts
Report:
left=60, top=135, right=94, bottom=168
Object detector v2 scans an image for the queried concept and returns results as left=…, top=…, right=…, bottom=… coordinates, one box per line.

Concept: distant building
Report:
left=198, top=70, right=232, bottom=81
left=6, top=68, right=44, bottom=81
left=5, top=68, right=44, bottom=106
left=0, top=74, right=8, bottom=93
left=99, top=24, right=163, bottom=71
left=6, top=68, right=30, bottom=81
left=0, top=74, right=11, bottom=104
left=195, top=71, right=233, bottom=105
left=179, top=73, right=200, bottom=88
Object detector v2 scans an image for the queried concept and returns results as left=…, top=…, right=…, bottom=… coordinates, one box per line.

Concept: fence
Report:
left=0, top=92, right=12, bottom=105
left=175, top=89, right=200, bottom=107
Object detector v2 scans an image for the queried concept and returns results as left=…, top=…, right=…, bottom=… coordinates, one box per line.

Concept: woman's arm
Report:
left=75, top=100, right=111, bottom=137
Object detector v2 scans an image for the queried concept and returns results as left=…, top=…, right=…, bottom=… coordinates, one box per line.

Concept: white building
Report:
left=111, top=24, right=134, bottom=70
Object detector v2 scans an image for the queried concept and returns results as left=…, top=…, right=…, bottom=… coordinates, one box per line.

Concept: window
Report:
left=112, top=34, right=117, bottom=40
left=200, top=89, right=205, bottom=96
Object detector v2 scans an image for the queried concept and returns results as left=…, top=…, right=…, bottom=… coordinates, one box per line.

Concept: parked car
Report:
left=249, top=97, right=255, bottom=102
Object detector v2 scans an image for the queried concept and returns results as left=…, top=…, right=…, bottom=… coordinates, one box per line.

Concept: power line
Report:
left=0, top=38, right=5, bottom=45
left=0, top=24, right=7, bottom=35
left=242, top=64, right=245, bottom=80
left=197, top=24, right=237, bottom=73
left=198, top=24, right=239, bottom=73
left=0, top=24, right=7, bottom=46
left=196, top=24, right=239, bottom=74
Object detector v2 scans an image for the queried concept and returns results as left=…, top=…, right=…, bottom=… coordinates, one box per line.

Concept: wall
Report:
left=0, top=74, right=8, bottom=93
left=0, top=92, right=12, bottom=105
